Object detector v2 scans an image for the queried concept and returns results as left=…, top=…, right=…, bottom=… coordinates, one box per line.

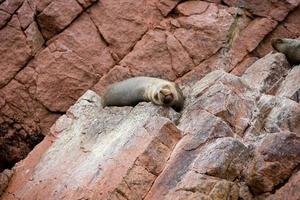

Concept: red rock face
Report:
left=1, top=0, right=300, bottom=199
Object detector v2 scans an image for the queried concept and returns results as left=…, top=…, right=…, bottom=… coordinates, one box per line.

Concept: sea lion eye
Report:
left=277, top=39, right=284, bottom=44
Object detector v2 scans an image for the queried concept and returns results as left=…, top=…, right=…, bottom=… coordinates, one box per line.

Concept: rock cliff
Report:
left=0, top=0, right=300, bottom=199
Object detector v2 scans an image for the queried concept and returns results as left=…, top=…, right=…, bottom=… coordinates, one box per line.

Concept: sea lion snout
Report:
left=163, top=94, right=173, bottom=104
left=159, top=89, right=174, bottom=104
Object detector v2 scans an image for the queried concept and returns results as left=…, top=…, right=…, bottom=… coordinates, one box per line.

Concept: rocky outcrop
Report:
left=1, top=91, right=182, bottom=199
left=0, top=0, right=300, bottom=198
left=2, top=51, right=300, bottom=199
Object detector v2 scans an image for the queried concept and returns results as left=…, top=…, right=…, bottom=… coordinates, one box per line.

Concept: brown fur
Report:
left=102, top=76, right=185, bottom=111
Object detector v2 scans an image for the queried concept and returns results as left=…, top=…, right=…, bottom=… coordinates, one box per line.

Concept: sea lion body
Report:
left=272, top=38, right=300, bottom=64
left=102, top=76, right=184, bottom=111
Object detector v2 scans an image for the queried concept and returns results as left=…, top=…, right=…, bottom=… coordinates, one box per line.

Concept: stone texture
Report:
left=120, top=29, right=195, bottom=80
left=89, top=0, right=163, bottom=59
left=0, top=10, right=10, bottom=28
left=162, top=172, right=239, bottom=200
left=178, top=14, right=277, bottom=86
left=24, top=21, right=45, bottom=55
left=1, top=1, right=300, bottom=199
left=223, top=0, right=299, bottom=21
left=37, top=0, right=83, bottom=39
left=0, top=169, right=12, bottom=196
left=190, top=137, right=251, bottom=181
left=1, top=90, right=181, bottom=200
left=145, top=71, right=253, bottom=199
left=262, top=96, right=300, bottom=134
left=244, top=132, right=300, bottom=194
left=0, top=0, right=24, bottom=15
left=173, top=4, right=233, bottom=65
left=32, top=13, right=115, bottom=112
left=0, top=15, right=31, bottom=88
left=0, top=79, right=56, bottom=171
left=76, top=0, right=98, bottom=8
left=245, top=94, right=300, bottom=138
left=242, top=53, right=290, bottom=93
left=156, top=0, right=181, bottom=16
left=17, top=0, right=34, bottom=29
left=276, top=65, right=300, bottom=102
left=175, top=1, right=210, bottom=16
left=266, top=171, right=300, bottom=200
left=231, top=57, right=258, bottom=76
left=227, top=17, right=277, bottom=70
left=186, top=70, right=259, bottom=136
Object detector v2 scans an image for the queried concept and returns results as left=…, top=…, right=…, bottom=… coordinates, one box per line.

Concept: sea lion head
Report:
left=271, top=38, right=287, bottom=52
left=157, top=85, right=175, bottom=105
left=151, top=83, right=176, bottom=105
left=153, top=83, right=184, bottom=109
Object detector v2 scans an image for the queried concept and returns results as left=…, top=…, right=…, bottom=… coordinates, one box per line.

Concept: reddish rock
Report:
left=244, top=132, right=300, bottom=194
left=34, top=0, right=51, bottom=12
left=190, top=137, right=251, bottom=181
left=175, top=1, right=210, bottom=16
left=37, top=0, right=83, bottom=39
left=231, top=57, right=258, bottom=76
left=16, top=0, right=34, bottom=29
left=76, top=0, right=97, bottom=8
left=31, top=13, right=114, bottom=112
left=89, top=0, right=163, bottom=59
left=1, top=1, right=300, bottom=199
left=0, top=134, right=56, bottom=199
left=242, top=53, right=290, bottom=93
left=0, top=15, right=31, bottom=88
left=24, top=22, right=45, bottom=55
left=51, top=13, right=115, bottom=77
left=161, top=172, right=239, bottom=200
left=187, top=70, right=259, bottom=136
left=173, top=4, right=233, bottom=65
left=0, top=0, right=23, bottom=14
left=227, top=17, right=277, bottom=71
left=1, top=90, right=181, bottom=200
left=0, top=10, right=10, bottom=28
left=179, top=109, right=234, bottom=151
left=120, top=29, right=195, bottom=80
left=245, top=94, right=300, bottom=138
left=34, top=49, right=98, bottom=112
left=156, top=0, right=181, bottom=16
left=276, top=65, right=300, bottom=102
left=145, top=110, right=235, bottom=199
left=266, top=171, right=300, bottom=200
left=223, top=0, right=299, bottom=21
left=145, top=71, right=244, bottom=199
left=178, top=16, right=277, bottom=86
left=0, top=79, right=56, bottom=171
left=177, top=54, right=222, bottom=86
left=263, top=96, right=300, bottom=134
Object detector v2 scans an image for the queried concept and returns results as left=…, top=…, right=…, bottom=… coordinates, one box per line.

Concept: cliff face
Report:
left=1, top=53, right=300, bottom=199
left=0, top=0, right=300, bottom=199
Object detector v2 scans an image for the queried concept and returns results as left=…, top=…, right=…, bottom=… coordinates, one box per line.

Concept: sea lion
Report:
left=271, top=38, right=300, bottom=65
left=101, top=76, right=185, bottom=111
